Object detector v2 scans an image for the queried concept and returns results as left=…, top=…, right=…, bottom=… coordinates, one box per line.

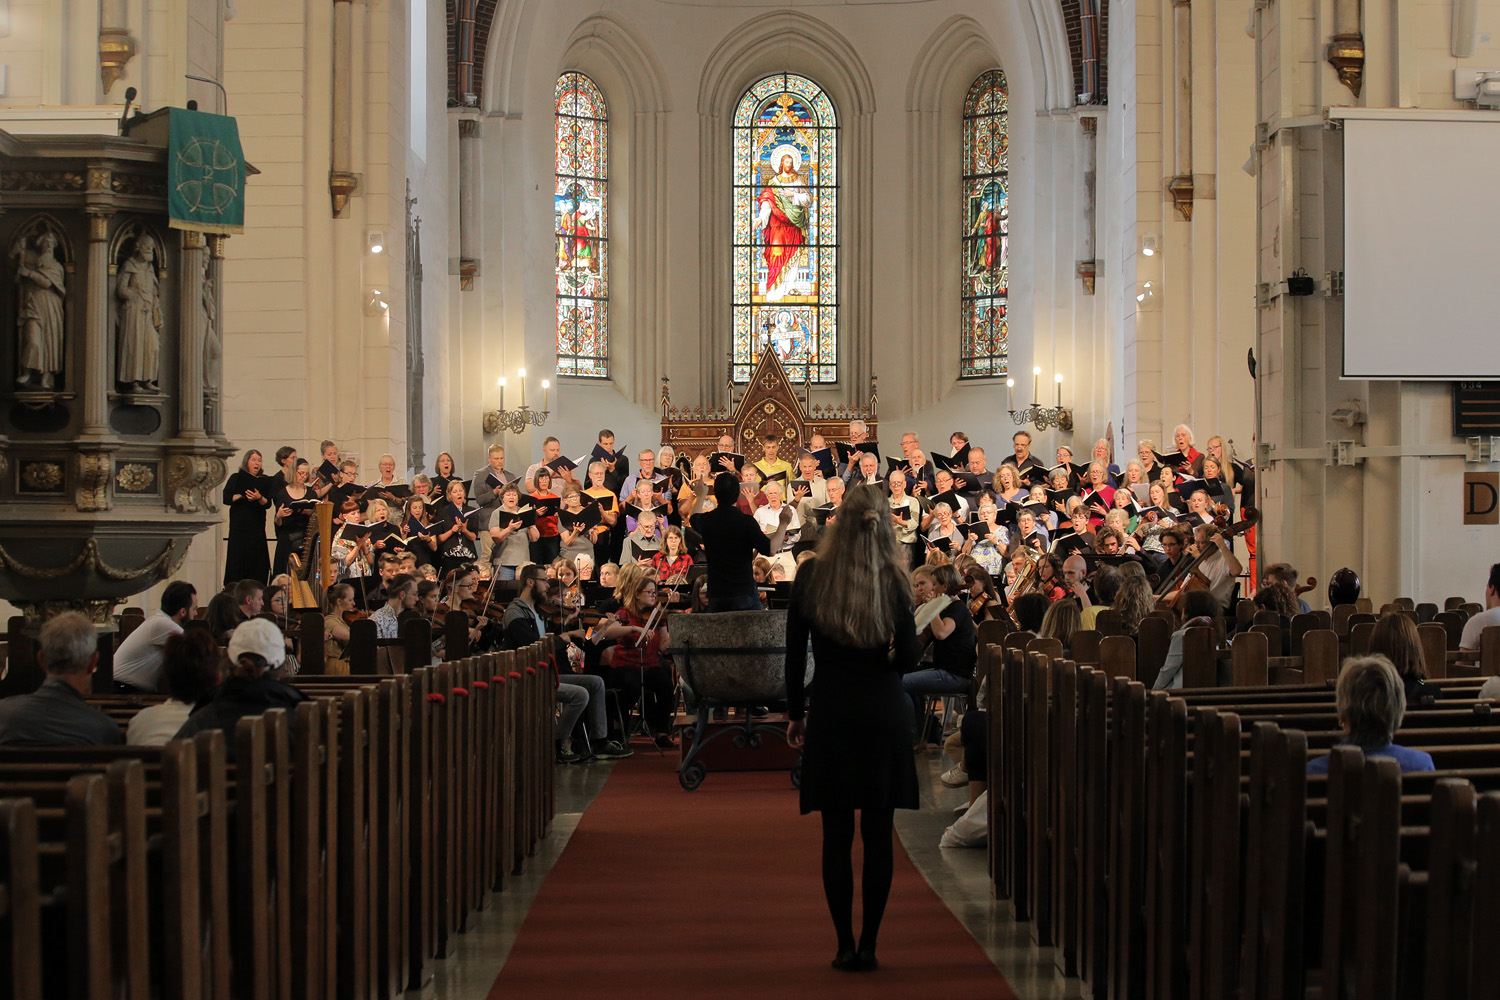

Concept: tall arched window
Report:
left=555, top=72, right=608, bottom=378
left=961, top=70, right=1009, bottom=378
left=732, top=74, right=838, bottom=384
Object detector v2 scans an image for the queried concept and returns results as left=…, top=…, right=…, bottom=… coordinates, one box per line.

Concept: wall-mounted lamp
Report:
left=1007, top=370, right=1073, bottom=432
left=1141, top=233, right=1159, bottom=257
left=367, top=231, right=385, bottom=254
left=364, top=287, right=389, bottom=315
left=483, top=368, right=551, bottom=435
left=1136, top=280, right=1156, bottom=305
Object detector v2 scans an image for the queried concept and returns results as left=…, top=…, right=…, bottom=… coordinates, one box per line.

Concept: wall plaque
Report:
left=1464, top=472, right=1499, bottom=526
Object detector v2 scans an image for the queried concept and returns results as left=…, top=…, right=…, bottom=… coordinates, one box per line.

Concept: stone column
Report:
left=458, top=116, right=480, bottom=288
left=82, top=212, right=113, bottom=437
left=177, top=229, right=206, bottom=437
left=206, top=235, right=226, bottom=436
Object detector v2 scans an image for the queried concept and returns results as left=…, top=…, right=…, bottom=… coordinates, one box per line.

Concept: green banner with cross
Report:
left=166, top=108, right=246, bottom=235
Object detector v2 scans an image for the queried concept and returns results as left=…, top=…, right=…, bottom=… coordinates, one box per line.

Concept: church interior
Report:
left=0, top=0, right=1499, bottom=996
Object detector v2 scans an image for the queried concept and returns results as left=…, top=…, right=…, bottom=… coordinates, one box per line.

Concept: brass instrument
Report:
left=1004, top=549, right=1044, bottom=628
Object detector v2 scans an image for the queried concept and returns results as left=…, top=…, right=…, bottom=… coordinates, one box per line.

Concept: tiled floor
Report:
left=410, top=751, right=1084, bottom=999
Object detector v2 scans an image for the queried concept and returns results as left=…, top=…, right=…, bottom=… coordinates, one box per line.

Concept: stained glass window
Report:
left=555, top=72, right=608, bottom=378
left=732, top=74, right=838, bottom=384
left=961, top=70, right=1009, bottom=378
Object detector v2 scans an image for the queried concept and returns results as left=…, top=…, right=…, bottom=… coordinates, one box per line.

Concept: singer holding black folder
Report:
left=223, top=448, right=272, bottom=587
left=272, top=458, right=314, bottom=577
left=434, top=479, right=481, bottom=576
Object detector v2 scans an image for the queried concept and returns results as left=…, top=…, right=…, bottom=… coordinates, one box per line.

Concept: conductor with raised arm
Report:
left=691, top=472, right=790, bottom=612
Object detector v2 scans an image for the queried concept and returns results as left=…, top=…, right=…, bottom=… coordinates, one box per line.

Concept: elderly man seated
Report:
left=0, top=612, right=123, bottom=746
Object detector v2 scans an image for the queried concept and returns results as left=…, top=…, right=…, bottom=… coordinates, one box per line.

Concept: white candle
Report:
left=1032, top=366, right=1041, bottom=404
left=498, top=376, right=506, bottom=409
left=1055, top=373, right=1063, bottom=406
left=542, top=379, right=551, bottom=412
left=518, top=368, right=527, bottom=408
left=1007, top=378, right=1015, bottom=410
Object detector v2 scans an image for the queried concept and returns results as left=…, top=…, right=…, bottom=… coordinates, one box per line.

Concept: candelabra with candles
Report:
left=482, top=368, right=552, bottom=435
left=1006, top=366, right=1074, bottom=432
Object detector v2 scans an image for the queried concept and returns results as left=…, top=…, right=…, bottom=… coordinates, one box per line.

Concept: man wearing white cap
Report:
left=176, top=618, right=305, bottom=755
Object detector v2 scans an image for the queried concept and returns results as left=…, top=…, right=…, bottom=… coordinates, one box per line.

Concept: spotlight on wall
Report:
left=1141, top=234, right=1159, bottom=257
left=1136, top=280, right=1156, bottom=305
left=367, top=231, right=385, bottom=255
left=364, top=287, right=389, bottom=315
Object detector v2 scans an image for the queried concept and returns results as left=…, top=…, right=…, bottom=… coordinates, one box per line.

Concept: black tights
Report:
left=820, top=807, right=896, bottom=955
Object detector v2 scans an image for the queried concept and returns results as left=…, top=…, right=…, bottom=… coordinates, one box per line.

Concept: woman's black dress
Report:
left=785, top=572, right=922, bottom=814
left=272, top=486, right=312, bottom=578
left=223, top=470, right=271, bottom=587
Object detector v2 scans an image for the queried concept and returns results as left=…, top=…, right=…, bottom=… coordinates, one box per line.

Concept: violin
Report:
left=342, top=608, right=371, bottom=624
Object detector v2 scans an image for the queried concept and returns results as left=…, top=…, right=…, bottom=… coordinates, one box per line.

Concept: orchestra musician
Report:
left=596, top=563, right=676, bottom=749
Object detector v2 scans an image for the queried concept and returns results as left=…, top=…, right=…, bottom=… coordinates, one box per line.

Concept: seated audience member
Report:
left=1307, top=656, right=1435, bottom=774
left=1152, top=590, right=1227, bottom=690
left=1011, top=592, right=1051, bottom=634
left=1460, top=563, right=1500, bottom=652
left=176, top=618, right=306, bottom=755
left=112, top=580, right=198, bottom=693
left=234, top=578, right=265, bottom=621
left=205, top=590, right=245, bottom=643
left=0, top=612, right=123, bottom=746
left=127, top=630, right=223, bottom=746
left=1370, top=613, right=1440, bottom=708
left=903, top=564, right=976, bottom=747
left=1261, top=562, right=1312, bottom=613
left=1037, top=599, right=1082, bottom=654
left=1112, top=574, right=1157, bottom=635
left=1254, top=581, right=1299, bottom=621
left=1081, top=565, right=1122, bottom=629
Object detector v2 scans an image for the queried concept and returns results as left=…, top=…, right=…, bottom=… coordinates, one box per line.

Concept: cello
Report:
left=1155, top=506, right=1259, bottom=610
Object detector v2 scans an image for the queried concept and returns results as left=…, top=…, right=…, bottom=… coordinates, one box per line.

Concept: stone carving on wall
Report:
left=74, top=453, right=112, bottom=512
left=18, top=461, right=63, bottom=493
left=115, top=232, right=162, bottom=391
left=0, top=171, right=84, bottom=192
left=11, top=227, right=66, bottom=390
left=165, top=454, right=225, bottom=514
left=201, top=257, right=220, bottom=395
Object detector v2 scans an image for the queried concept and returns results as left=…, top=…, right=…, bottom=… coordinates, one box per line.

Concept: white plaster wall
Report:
left=1253, top=0, right=1500, bottom=607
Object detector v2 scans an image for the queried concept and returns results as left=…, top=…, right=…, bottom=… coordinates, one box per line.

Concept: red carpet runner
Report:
left=488, top=753, right=1018, bottom=998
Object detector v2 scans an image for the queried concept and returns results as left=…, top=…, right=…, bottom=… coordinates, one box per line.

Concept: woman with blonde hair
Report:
left=786, top=483, right=922, bottom=973
left=1038, top=598, right=1082, bottom=653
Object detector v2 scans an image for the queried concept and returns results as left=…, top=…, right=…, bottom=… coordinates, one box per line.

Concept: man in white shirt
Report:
left=1461, top=563, right=1500, bottom=652
left=112, top=581, right=198, bottom=692
left=1189, top=524, right=1243, bottom=610
left=370, top=574, right=418, bottom=640
left=754, top=481, right=800, bottom=577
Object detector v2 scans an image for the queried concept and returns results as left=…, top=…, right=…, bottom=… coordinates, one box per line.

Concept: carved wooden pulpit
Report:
left=660, top=351, right=877, bottom=461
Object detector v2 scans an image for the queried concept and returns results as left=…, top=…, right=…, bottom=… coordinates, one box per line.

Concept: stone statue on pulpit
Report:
left=13, top=230, right=65, bottom=390
left=115, top=234, right=162, bottom=391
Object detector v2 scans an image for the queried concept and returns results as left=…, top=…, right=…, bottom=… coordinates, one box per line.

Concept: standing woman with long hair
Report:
left=785, top=484, right=921, bottom=973
left=223, top=448, right=272, bottom=586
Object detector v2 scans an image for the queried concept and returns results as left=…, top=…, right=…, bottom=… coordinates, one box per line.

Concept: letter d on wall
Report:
left=1465, top=472, right=1500, bottom=525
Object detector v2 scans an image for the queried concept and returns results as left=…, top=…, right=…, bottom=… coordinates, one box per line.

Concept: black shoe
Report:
left=653, top=733, right=677, bottom=750
left=854, top=948, right=878, bottom=971
left=831, top=949, right=860, bottom=972
left=592, top=739, right=635, bottom=760
left=556, top=746, right=588, bottom=764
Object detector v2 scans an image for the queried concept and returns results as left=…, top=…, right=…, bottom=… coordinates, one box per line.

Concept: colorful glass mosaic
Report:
left=555, top=72, right=609, bottom=378
left=731, top=74, right=838, bottom=384
left=961, top=70, right=1009, bottom=379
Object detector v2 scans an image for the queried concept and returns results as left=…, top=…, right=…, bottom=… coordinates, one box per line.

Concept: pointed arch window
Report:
left=555, top=72, right=609, bottom=378
left=732, top=73, right=838, bottom=384
left=961, top=70, right=1009, bottom=378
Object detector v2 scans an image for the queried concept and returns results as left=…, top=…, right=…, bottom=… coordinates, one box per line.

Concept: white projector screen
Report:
left=1343, top=116, right=1500, bottom=380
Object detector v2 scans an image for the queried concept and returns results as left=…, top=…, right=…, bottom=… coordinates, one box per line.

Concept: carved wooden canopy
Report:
left=659, top=350, right=877, bottom=461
